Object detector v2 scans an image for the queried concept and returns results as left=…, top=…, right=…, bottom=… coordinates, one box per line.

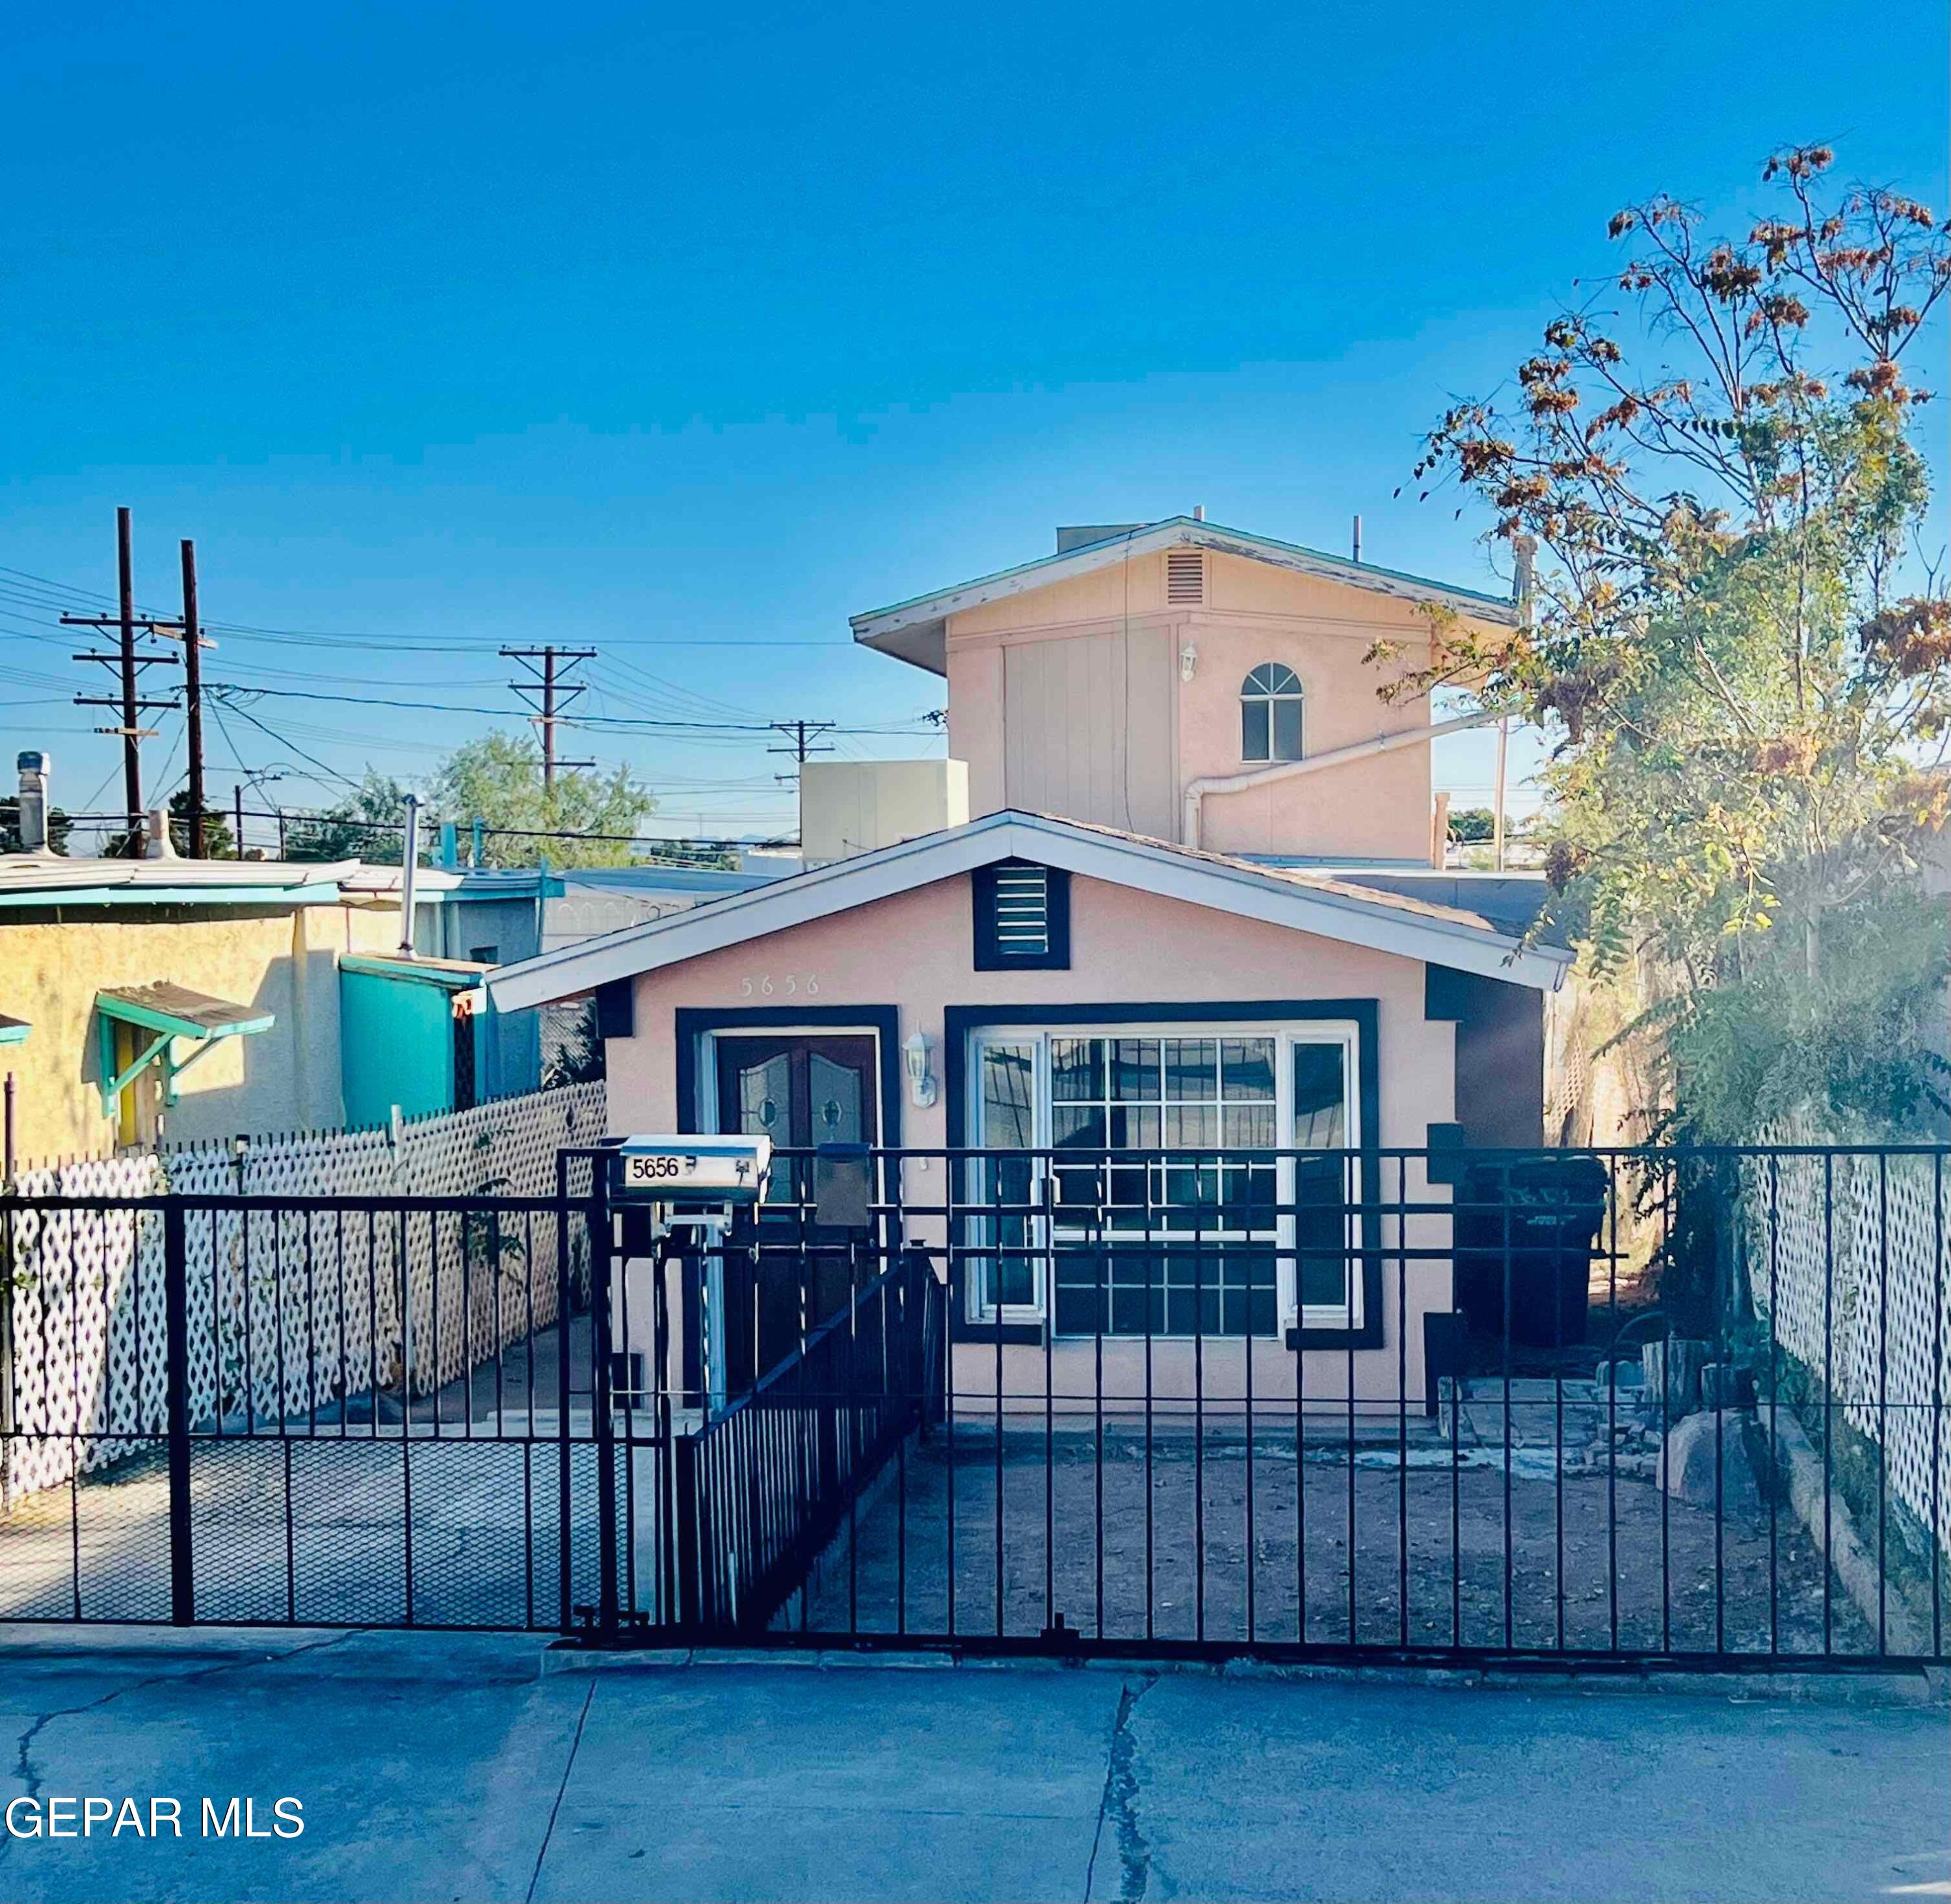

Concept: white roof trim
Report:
left=485, top=812, right=1569, bottom=1012
left=849, top=518, right=1519, bottom=676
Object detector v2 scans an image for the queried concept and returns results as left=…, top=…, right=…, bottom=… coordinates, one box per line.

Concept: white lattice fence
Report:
left=2, top=1083, right=606, bottom=1511
left=1, top=1153, right=168, bottom=1505
left=1742, top=1139, right=1951, bottom=1559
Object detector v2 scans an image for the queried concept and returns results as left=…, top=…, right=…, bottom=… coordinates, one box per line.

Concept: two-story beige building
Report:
left=489, top=516, right=1570, bottom=1407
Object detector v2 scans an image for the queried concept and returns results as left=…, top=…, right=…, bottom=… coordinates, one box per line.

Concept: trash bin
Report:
left=1454, top=1156, right=1610, bottom=1348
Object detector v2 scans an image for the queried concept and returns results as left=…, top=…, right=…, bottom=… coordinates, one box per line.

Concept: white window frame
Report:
left=964, top=1020, right=1363, bottom=1335
left=1240, top=664, right=1305, bottom=764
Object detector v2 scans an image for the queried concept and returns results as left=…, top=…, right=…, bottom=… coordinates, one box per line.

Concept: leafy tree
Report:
left=1447, top=807, right=1499, bottom=843
left=166, top=789, right=236, bottom=858
left=282, top=734, right=656, bottom=870
left=1388, top=146, right=1951, bottom=1138
left=0, top=799, right=72, bottom=854
left=430, top=731, right=654, bottom=869
left=284, top=771, right=413, bottom=863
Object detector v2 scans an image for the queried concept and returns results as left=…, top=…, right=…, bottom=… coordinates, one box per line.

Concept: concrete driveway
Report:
left=0, top=1630, right=1942, bottom=1902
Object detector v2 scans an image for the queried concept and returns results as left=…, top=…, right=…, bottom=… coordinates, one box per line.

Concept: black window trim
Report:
left=944, top=999, right=1383, bottom=1349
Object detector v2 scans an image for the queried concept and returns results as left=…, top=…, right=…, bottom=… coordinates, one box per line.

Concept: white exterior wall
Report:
left=800, top=760, right=970, bottom=867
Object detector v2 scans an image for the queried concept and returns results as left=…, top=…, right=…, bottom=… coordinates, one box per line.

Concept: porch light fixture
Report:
left=903, top=1029, right=937, bottom=1109
left=1180, top=642, right=1199, bottom=682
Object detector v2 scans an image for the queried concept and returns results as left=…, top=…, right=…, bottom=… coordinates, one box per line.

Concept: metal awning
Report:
left=0, top=1014, right=29, bottom=1046
left=96, top=983, right=274, bottom=1115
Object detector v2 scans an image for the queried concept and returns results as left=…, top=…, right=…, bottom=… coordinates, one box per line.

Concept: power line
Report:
left=194, top=680, right=941, bottom=737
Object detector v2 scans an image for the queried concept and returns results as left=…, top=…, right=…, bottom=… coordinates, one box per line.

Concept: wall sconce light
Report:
left=1180, top=642, right=1199, bottom=682
left=903, top=1029, right=937, bottom=1109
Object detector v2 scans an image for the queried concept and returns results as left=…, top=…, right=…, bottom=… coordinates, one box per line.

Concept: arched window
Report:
left=1241, top=663, right=1303, bottom=762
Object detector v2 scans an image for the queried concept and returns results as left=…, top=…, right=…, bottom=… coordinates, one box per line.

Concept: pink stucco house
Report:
left=488, top=516, right=1573, bottom=1406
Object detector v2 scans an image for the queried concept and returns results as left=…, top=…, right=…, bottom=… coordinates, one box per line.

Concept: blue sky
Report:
left=3, top=3, right=1945, bottom=843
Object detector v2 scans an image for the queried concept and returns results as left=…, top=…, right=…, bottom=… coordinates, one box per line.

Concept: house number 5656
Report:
left=741, top=974, right=817, bottom=997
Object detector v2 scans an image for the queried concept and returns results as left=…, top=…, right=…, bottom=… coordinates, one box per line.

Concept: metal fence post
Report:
left=591, top=1167, right=620, bottom=1640
left=163, top=1200, right=194, bottom=1626
left=673, top=1428, right=702, bottom=1631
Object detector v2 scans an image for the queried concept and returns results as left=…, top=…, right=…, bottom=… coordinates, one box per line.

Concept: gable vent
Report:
left=973, top=860, right=1070, bottom=970
left=992, top=864, right=1050, bottom=955
left=1166, top=549, right=1205, bottom=605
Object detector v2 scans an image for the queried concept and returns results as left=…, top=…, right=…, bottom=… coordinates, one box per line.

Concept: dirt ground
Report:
left=795, top=1414, right=1878, bottom=1657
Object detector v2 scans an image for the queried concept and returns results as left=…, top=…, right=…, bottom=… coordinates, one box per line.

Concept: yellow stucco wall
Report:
left=1, top=901, right=406, bottom=1165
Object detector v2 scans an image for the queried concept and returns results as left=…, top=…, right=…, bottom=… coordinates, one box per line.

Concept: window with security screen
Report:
left=965, top=1022, right=1362, bottom=1338
left=972, top=861, right=1070, bottom=970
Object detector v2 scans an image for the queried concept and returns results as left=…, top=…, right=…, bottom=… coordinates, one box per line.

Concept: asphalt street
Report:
left=0, top=1630, right=1943, bottom=1902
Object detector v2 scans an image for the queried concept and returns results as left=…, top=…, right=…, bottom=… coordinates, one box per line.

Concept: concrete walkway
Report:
left=0, top=1630, right=1943, bottom=1902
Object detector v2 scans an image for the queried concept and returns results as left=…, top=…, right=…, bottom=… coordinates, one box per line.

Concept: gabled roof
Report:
left=484, top=810, right=1571, bottom=1013
left=849, top=516, right=1520, bottom=675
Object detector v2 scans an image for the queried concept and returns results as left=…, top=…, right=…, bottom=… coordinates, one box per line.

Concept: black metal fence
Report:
left=1, top=1143, right=1944, bottom=1671
left=674, top=1250, right=942, bottom=1633
left=676, top=1143, right=1949, bottom=1667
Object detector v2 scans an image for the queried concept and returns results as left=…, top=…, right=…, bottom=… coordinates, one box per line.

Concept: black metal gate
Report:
left=0, top=1187, right=622, bottom=1632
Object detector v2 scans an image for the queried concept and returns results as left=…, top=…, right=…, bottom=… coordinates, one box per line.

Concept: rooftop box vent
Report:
left=1167, top=549, right=1205, bottom=605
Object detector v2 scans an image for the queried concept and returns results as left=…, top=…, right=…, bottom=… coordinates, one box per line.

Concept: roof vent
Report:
left=1055, top=524, right=1147, bottom=554
left=972, top=860, right=1070, bottom=971
left=1166, top=549, right=1205, bottom=605
left=991, top=864, right=1050, bottom=956
left=14, top=750, right=49, bottom=854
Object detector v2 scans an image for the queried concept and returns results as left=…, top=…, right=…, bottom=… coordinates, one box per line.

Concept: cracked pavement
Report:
left=0, top=1632, right=1943, bottom=1901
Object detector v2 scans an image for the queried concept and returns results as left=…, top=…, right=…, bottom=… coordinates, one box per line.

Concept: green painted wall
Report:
left=339, top=968, right=455, bottom=1129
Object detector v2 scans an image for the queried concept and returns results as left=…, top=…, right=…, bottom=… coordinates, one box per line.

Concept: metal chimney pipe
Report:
left=1352, top=514, right=1363, bottom=564
left=398, top=794, right=421, bottom=957
left=14, top=750, right=48, bottom=853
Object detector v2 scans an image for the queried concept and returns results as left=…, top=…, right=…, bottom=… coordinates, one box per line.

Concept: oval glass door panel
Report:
left=807, top=1052, right=863, bottom=1144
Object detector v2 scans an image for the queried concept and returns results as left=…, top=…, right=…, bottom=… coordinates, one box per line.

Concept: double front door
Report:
left=712, top=1034, right=880, bottom=1390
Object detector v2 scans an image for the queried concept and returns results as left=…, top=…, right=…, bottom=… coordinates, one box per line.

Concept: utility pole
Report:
left=501, top=646, right=596, bottom=787
left=769, top=719, right=836, bottom=785
left=114, top=508, right=137, bottom=824
left=178, top=540, right=210, bottom=856
left=63, top=509, right=179, bottom=851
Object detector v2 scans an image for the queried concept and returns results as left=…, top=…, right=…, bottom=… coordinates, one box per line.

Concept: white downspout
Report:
left=1180, top=707, right=1505, bottom=849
